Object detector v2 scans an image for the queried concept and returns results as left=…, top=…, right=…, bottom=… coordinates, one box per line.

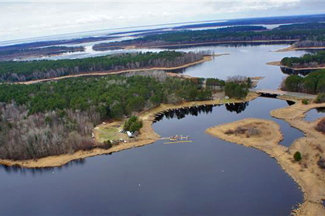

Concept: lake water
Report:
left=0, top=98, right=303, bottom=216
left=33, top=44, right=306, bottom=91
left=0, top=44, right=308, bottom=215
left=305, top=107, right=325, bottom=122
left=177, top=44, right=306, bottom=90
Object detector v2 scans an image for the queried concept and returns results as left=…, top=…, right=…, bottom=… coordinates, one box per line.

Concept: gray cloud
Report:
left=0, top=0, right=324, bottom=42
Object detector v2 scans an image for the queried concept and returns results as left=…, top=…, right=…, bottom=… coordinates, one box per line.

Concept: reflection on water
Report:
left=225, top=102, right=249, bottom=114
left=280, top=66, right=312, bottom=76
left=154, top=104, right=216, bottom=122
left=0, top=159, right=86, bottom=176
left=287, top=100, right=296, bottom=106
left=154, top=102, right=249, bottom=123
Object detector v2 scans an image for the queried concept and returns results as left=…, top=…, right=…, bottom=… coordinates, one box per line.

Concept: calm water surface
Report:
left=305, top=108, right=325, bottom=122
left=0, top=44, right=307, bottom=215
left=0, top=98, right=303, bottom=215
left=178, top=44, right=306, bottom=90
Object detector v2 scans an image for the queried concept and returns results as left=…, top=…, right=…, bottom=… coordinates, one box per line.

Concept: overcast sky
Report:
left=1, top=0, right=325, bottom=42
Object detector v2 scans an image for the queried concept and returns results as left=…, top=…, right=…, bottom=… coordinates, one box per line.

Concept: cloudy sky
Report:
left=1, top=0, right=325, bottom=42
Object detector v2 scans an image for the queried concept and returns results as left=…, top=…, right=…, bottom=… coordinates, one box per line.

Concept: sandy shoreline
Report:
left=0, top=92, right=259, bottom=168
left=266, top=61, right=282, bottom=66
left=15, top=55, right=216, bottom=85
left=206, top=100, right=325, bottom=216
left=276, top=45, right=325, bottom=52
left=266, top=60, right=325, bottom=71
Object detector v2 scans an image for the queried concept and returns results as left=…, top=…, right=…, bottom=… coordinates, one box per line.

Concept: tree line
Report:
left=93, top=23, right=325, bottom=50
left=283, top=70, right=325, bottom=94
left=0, top=51, right=205, bottom=82
left=0, top=46, right=85, bottom=62
left=281, top=51, right=325, bottom=68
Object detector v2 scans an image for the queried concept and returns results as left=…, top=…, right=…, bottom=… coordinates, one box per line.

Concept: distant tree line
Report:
left=293, top=41, right=325, bottom=48
left=93, top=23, right=325, bottom=50
left=0, top=46, right=85, bottom=62
left=0, top=51, right=205, bottom=82
left=281, top=51, right=325, bottom=68
left=0, top=74, right=212, bottom=160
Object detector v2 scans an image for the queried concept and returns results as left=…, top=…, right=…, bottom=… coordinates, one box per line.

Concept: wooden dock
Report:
left=164, top=140, right=194, bottom=144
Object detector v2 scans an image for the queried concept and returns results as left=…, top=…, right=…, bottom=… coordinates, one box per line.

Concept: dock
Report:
left=160, top=134, right=193, bottom=144
left=164, top=140, right=194, bottom=144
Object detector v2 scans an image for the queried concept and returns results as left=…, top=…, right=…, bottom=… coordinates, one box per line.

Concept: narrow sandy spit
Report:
left=266, top=60, right=325, bottom=71
left=206, top=100, right=325, bottom=216
left=0, top=93, right=258, bottom=168
left=276, top=45, right=325, bottom=52
left=266, top=61, right=282, bottom=66
left=15, top=55, right=219, bottom=85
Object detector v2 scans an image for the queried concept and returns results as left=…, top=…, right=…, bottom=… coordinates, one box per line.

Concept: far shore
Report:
left=13, top=55, right=218, bottom=85
left=206, top=99, right=325, bottom=216
left=266, top=61, right=325, bottom=71
left=276, top=45, right=325, bottom=52
left=0, top=92, right=259, bottom=168
left=100, top=39, right=298, bottom=50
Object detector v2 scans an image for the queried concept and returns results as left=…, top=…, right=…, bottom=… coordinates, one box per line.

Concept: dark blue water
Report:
left=178, top=44, right=306, bottom=90
left=0, top=98, right=303, bottom=215
left=305, top=107, right=325, bottom=122
left=0, top=44, right=306, bottom=215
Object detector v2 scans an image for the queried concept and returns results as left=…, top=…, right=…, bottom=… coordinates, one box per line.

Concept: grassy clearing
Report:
left=95, top=126, right=128, bottom=143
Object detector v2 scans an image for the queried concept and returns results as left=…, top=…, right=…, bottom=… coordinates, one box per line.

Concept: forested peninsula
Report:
left=0, top=63, right=253, bottom=163
left=0, top=51, right=205, bottom=82
left=93, top=23, right=325, bottom=50
left=281, top=51, right=325, bottom=69
left=0, top=74, right=213, bottom=161
left=282, top=70, right=325, bottom=101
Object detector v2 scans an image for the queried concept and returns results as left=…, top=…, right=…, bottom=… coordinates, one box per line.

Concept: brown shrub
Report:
left=315, top=145, right=324, bottom=154
left=317, top=157, right=325, bottom=169
left=315, top=118, right=325, bottom=134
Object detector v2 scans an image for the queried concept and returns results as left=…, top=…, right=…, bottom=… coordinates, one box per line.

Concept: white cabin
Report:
left=127, top=131, right=134, bottom=138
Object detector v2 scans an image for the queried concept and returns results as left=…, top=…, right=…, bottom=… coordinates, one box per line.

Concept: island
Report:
left=206, top=98, right=325, bottom=216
